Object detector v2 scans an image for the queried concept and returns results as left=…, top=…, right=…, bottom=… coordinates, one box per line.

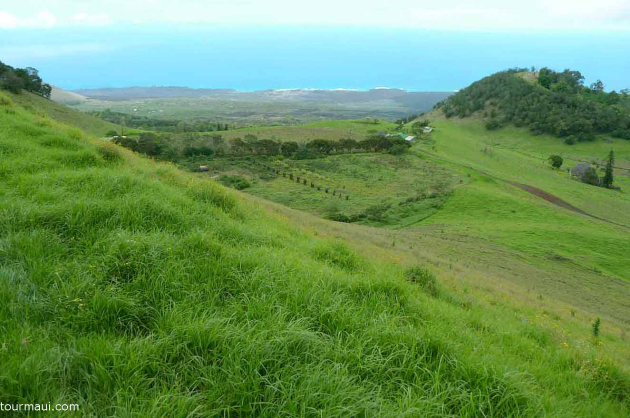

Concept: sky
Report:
left=1, top=0, right=629, bottom=31
left=1, top=1, right=629, bottom=91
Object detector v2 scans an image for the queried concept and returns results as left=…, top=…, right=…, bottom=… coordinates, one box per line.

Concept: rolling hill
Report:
left=2, top=69, right=630, bottom=416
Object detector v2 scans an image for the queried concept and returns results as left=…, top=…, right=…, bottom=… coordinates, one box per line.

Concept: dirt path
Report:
left=420, top=149, right=630, bottom=230
left=508, top=182, right=589, bottom=215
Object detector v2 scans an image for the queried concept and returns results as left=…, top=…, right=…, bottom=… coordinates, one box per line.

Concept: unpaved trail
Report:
left=419, top=149, right=630, bottom=230
left=508, top=182, right=589, bottom=215
left=509, top=182, right=629, bottom=229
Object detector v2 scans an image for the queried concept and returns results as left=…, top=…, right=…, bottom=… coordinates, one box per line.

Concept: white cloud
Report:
left=0, top=11, right=20, bottom=29
left=0, top=1, right=629, bottom=31
left=73, top=12, right=111, bottom=26
left=0, top=10, right=56, bottom=29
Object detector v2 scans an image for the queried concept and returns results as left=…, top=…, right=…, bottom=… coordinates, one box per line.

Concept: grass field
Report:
left=217, top=119, right=400, bottom=142
left=193, top=111, right=630, bottom=331
left=70, top=96, right=421, bottom=125
left=3, top=89, right=630, bottom=416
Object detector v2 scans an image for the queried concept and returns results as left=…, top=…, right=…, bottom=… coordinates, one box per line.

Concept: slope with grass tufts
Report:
left=1, top=90, right=630, bottom=416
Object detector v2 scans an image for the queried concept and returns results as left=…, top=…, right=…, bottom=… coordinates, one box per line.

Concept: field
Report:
left=216, top=119, right=399, bottom=142
left=2, top=90, right=630, bottom=416
left=67, top=93, right=443, bottom=125
left=194, top=112, right=630, bottom=328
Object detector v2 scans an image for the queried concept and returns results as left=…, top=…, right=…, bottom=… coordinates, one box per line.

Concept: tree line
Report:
left=96, top=109, right=230, bottom=133
left=113, top=132, right=412, bottom=162
left=0, top=61, right=51, bottom=98
left=440, top=68, right=630, bottom=143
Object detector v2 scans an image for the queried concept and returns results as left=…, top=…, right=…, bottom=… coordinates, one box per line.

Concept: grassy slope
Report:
left=211, top=119, right=399, bottom=143
left=199, top=114, right=630, bottom=328
left=413, top=116, right=630, bottom=280
left=2, top=92, right=630, bottom=416
left=9, top=91, right=118, bottom=137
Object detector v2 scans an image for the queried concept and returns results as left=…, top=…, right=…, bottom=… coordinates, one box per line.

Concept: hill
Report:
left=439, top=68, right=630, bottom=142
left=2, top=88, right=630, bottom=416
left=49, top=86, right=88, bottom=106
left=9, top=90, right=118, bottom=137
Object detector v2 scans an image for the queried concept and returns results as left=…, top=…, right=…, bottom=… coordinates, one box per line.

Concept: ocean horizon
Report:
left=2, top=26, right=629, bottom=92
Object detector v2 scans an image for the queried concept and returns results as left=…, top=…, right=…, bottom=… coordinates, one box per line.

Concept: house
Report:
left=199, top=165, right=210, bottom=172
left=423, top=126, right=433, bottom=134
left=405, top=136, right=415, bottom=141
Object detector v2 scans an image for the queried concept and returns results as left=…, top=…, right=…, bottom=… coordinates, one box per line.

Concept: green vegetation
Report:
left=549, top=155, right=563, bottom=169
left=68, top=89, right=451, bottom=125
left=3, top=88, right=630, bottom=417
left=603, top=150, right=615, bottom=188
left=89, top=108, right=231, bottom=132
left=0, top=61, right=51, bottom=98
left=440, top=68, right=630, bottom=140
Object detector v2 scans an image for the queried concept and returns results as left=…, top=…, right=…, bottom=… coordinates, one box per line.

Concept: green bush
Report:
left=548, top=155, right=563, bottom=169
left=218, top=174, right=251, bottom=190
left=405, top=267, right=441, bottom=297
left=389, top=144, right=409, bottom=155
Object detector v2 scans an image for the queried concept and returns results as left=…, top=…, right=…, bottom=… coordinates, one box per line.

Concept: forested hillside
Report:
left=440, top=68, right=630, bottom=143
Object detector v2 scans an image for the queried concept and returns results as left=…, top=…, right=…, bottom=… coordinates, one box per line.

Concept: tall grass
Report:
left=1, top=91, right=629, bottom=416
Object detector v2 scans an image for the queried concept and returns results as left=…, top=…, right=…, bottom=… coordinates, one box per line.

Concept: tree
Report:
left=548, top=155, right=563, bottom=169
left=308, top=139, right=334, bottom=154
left=602, top=150, right=614, bottom=188
left=229, top=137, right=250, bottom=155
left=0, top=71, right=23, bottom=94
left=257, top=139, right=280, bottom=155
left=280, top=141, right=299, bottom=157
left=339, top=138, right=357, bottom=152
left=590, top=80, right=605, bottom=93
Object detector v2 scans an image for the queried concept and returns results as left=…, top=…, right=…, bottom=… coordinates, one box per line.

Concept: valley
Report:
left=1, top=65, right=630, bottom=416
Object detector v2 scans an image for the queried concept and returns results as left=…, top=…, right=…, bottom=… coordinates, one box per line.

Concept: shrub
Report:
left=326, top=212, right=351, bottom=223
left=548, top=155, right=563, bottom=169
left=389, top=144, right=409, bottom=155
left=485, top=119, right=502, bottom=130
left=405, top=267, right=441, bottom=297
left=581, top=167, right=600, bottom=186
left=106, top=130, right=119, bottom=137
left=218, top=175, right=251, bottom=190
left=363, top=202, right=391, bottom=222
left=593, top=317, right=601, bottom=337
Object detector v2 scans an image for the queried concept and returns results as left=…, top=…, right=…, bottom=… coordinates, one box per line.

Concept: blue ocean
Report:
left=1, top=26, right=629, bottom=92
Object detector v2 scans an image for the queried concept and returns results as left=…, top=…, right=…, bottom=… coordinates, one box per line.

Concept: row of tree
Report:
left=225, top=134, right=412, bottom=158
left=440, top=68, right=630, bottom=140
left=112, top=132, right=413, bottom=163
left=0, top=61, right=51, bottom=98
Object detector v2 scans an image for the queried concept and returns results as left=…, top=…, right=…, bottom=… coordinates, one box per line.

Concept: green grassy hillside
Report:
left=2, top=91, right=630, bottom=416
left=9, top=91, right=118, bottom=137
